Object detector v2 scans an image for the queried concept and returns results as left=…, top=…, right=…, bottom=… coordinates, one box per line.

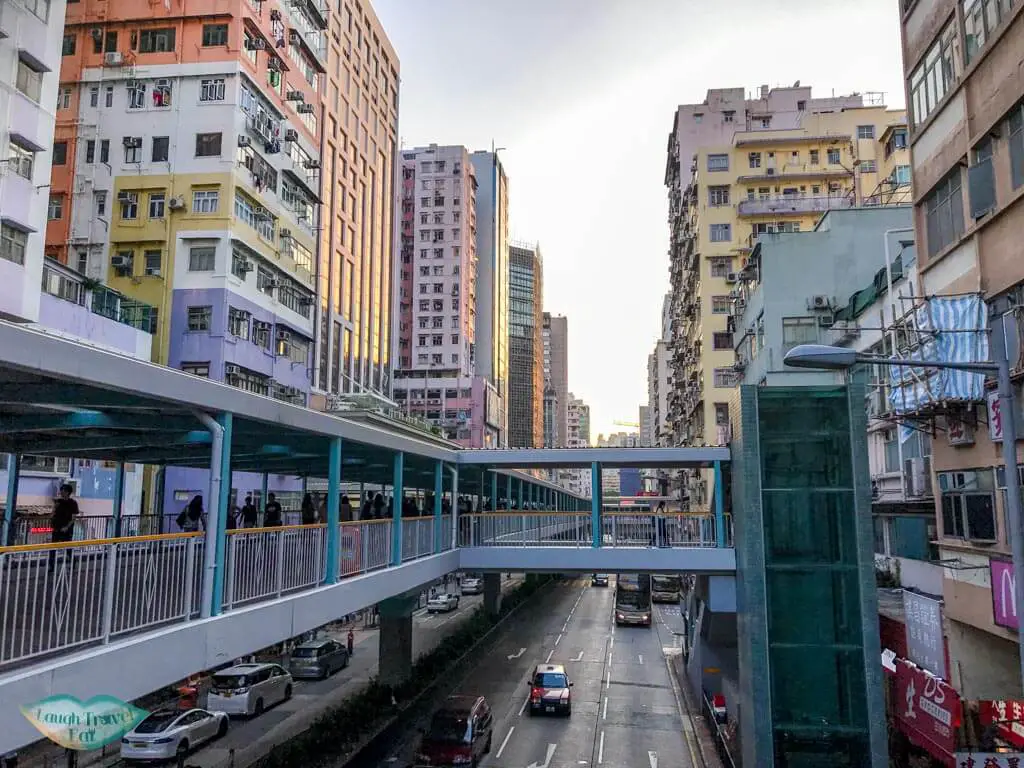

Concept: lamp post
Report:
left=784, top=334, right=1024, bottom=691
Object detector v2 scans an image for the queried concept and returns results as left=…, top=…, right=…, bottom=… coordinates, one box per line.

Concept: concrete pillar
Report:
left=491, top=471, right=498, bottom=513
left=714, top=460, right=726, bottom=547
left=591, top=461, right=602, bottom=548
left=324, top=437, right=342, bottom=583
left=260, top=472, right=269, bottom=510
left=378, top=594, right=417, bottom=687
left=483, top=572, right=503, bottom=617
left=112, top=462, right=125, bottom=537
left=506, top=475, right=512, bottom=510
left=3, top=453, right=20, bottom=546
left=517, top=478, right=523, bottom=510
left=210, top=412, right=233, bottom=617
left=433, top=460, right=443, bottom=552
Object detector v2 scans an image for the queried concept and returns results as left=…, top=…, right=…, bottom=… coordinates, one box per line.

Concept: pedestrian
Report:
left=655, top=501, right=668, bottom=548
left=49, top=483, right=79, bottom=572
left=226, top=504, right=239, bottom=531
left=300, top=493, right=316, bottom=525
left=263, top=493, right=283, bottom=526
left=241, top=495, right=258, bottom=528
left=372, top=493, right=384, bottom=519
left=177, top=495, right=204, bottom=533
left=347, top=628, right=354, bottom=656
left=339, top=494, right=353, bottom=522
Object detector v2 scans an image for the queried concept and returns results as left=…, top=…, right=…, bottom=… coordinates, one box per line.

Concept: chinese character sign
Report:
left=980, top=700, right=1024, bottom=749
left=989, top=392, right=1004, bottom=442
left=955, top=752, right=1024, bottom=768
left=896, top=658, right=962, bottom=759
left=991, top=559, right=1019, bottom=631
left=905, top=591, right=945, bottom=677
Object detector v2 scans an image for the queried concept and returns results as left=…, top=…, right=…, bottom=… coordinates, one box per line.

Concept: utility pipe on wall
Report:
left=193, top=411, right=224, bottom=619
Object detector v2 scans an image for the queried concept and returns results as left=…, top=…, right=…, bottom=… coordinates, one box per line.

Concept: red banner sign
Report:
left=895, top=658, right=962, bottom=766
left=980, top=700, right=1024, bottom=749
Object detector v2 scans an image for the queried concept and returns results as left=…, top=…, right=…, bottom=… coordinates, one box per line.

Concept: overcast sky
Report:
left=373, top=0, right=907, bottom=439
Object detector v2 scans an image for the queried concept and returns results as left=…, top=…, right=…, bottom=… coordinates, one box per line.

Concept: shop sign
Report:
left=954, top=753, right=1024, bottom=767
left=896, top=658, right=962, bottom=762
left=980, top=700, right=1024, bottom=749
left=904, top=590, right=945, bottom=677
left=991, top=559, right=1019, bottom=631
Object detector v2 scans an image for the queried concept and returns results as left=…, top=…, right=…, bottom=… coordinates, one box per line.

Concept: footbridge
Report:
left=0, top=322, right=733, bottom=755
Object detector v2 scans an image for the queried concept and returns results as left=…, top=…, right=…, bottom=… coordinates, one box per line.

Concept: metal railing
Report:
left=0, top=533, right=203, bottom=667
left=338, top=519, right=392, bottom=578
left=401, top=517, right=435, bottom=561
left=458, top=513, right=593, bottom=547
left=702, top=691, right=740, bottom=768
left=223, top=525, right=326, bottom=610
left=601, top=513, right=723, bottom=548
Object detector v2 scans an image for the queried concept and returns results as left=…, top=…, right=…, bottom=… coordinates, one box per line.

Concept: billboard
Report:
left=991, top=558, right=1018, bottom=630
left=903, top=591, right=945, bottom=677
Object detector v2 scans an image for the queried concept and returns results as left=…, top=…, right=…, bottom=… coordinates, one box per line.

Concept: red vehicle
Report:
left=415, top=695, right=493, bottom=767
left=528, top=664, right=573, bottom=716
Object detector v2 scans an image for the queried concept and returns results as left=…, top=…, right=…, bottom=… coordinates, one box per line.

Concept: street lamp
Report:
left=785, top=335, right=1024, bottom=691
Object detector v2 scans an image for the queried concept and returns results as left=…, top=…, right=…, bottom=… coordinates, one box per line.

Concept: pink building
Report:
left=394, top=144, right=497, bottom=446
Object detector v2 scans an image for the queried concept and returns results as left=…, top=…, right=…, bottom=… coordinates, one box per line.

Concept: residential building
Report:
left=897, top=0, right=1024, bottom=708
left=597, top=431, right=639, bottom=498
left=508, top=242, right=543, bottom=447
left=566, top=392, right=591, bottom=497
left=665, top=85, right=911, bottom=509
left=542, top=312, right=569, bottom=447
left=639, top=405, right=652, bottom=447
left=0, top=0, right=65, bottom=322
left=315, top=1, right=399, bottom=400
left=470, top=150, right=510, bottom=445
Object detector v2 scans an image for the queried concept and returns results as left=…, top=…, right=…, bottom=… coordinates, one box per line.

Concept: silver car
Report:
left=460, top=576, right=483, bottom=595
left=427, top=593, right=460, bottom=613
left=121, top=708, right=228, bottom=764
left=288, top=638, right=350, bottom=679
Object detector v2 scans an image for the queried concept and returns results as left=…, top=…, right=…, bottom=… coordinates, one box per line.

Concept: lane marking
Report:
left=602, top=696, right=608, bottom=720
left=665, top=656, right=701, bottom=768
left=638, top=654, right=644, bottom=665
left=570, top=651, right=584, bottom=662
left=562, top=622, right=568, bottom=632
left=496, top=727, right=515, bottom=759
left=545, top=649, right=554, bottom=663
left=605, top=654, right=612, bottom=689
left=554, top=633, right=562, bottom=646
left=507, top=647, right=526, bottom=660
left=597, top=731, right=605, bottom=764
left=526, top=743, right=558, bottom=768
left=518, top=695, right=530, bottom=717
left=648, top=750, right=658, bottom=768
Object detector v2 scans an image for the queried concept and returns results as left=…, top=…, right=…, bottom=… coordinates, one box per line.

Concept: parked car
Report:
left=427, top=593, right=460, bottom=613
left=415, top=695, right=493, bottom=767
left=206, top=663, right=292, bottom=717
left=591, top=573, right=609, bottom=587
left=528, top=664, right=573, bottom=716
left=460, top=576, right=483, bottom=595
left=120, top=708, right=228, bottom=764
left=288, top=638, right=350, bottom=679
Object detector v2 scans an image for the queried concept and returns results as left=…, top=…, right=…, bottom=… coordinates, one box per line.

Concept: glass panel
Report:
left=769, top=643, right=868, bottom=729
left=763, top=491, right=858, bottom=566
left=767, top=569, right=863, bottom=647
left=758, top=389, right=853, bottom=489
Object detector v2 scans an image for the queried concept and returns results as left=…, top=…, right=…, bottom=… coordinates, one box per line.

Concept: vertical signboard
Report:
left=895, top=658, right=961, bottom=766
left=991, top=558, right=1019, bottom=631
left=904, top=591, right=945, bottom=677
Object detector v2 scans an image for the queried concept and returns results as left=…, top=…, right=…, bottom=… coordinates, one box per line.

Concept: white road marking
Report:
left=570, top=651, right=584, bottom=662
left=602, top=696, right=608, bottom=720
left=526, top=743, right=558, bottom=768
left=597, top=731, right=605, bottom=764
left=554, top=633, right=562, bottom=646
left=648, top=750, right=658, bottom=768
left=545, top=649, right=554, bottom=663
left=605, top=654, right=612, bottom=689
left=665, top=656, right=701, bottom=767
left=562, top=622, right=568, bottom=632
left=518, top=695, right=530, bottom=717
left=638, top=654, right=644, bottom=665
left=507, top=647, right=526, bottom=660
left=496, top=727, right=515, bottom=758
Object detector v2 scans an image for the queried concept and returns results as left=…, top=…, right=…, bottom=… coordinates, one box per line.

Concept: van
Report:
left=207, top=663, right=292, bottom=717
left=415, top=695, right=493, bottom=767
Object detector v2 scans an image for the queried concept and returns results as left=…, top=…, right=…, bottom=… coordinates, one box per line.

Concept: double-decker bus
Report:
left=651, top=574, right=682, bottom=603
left=614, top=573, right=652, bottom=627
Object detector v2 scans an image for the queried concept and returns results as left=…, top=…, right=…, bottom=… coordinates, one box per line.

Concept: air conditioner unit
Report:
left=103, top=51, right=123, bottom=66
left=240, top=260, right=254, bottom=273
left=167, top=195, right=186, bottom=210
left=110, top=254, right=131, bottom=267
left=296, top=103, right=315, bottom=114
left=279, top=228, right=292, bottom=239
left=267, top=278, right=281, bottom=289
left=303, top=159, right=320, bottom=170
left=267, top=58, right=282, bottom=72
left=238, top=135, right=251, bottom=147
left=818, top=314, right=834, bottom=327
left=244, top=37, right=266, bottom=51
left=808, top=295, right=832, bottom=310
left=766, top=168, right=776, bottom=175
left=288, top=30, right=301, bottom=45
left=225, top=364, right=241, bottom=376
left=284, top=129, right=299, bottom=142
left=725, top=272, right=738, bottom=284
left=285, top=90, right=305, bottom=102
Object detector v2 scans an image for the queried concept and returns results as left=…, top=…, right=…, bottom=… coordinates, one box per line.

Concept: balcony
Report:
left=736, top=164, right=852, bottom=184
left=736, top=194, right=853, bottom=217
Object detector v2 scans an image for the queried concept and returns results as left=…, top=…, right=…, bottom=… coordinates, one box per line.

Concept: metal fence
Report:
left=338, top=520, right=392, bottom=578
left=458, top=513, right=593, bottom=547
left=401, top=517, right=435, bottom=561
left=702, top=691, right=740, bottom=768
left=222, top=526, right=327, bottom=610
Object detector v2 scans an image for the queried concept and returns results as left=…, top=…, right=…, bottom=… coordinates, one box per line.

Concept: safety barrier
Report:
left=338, top=519, right=393, bottom=578
left=457, top=513, right=593, bottom=547
left=401, top=517, right=436, bottom=562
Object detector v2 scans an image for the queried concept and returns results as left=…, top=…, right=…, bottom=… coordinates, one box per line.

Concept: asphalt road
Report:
left=387, top=576, right=699, bottom=768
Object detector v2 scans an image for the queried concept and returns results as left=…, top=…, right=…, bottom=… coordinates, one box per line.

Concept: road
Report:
left=18, top=577, right=523, bottom=768
left=386, top=576, right=700, bottom=768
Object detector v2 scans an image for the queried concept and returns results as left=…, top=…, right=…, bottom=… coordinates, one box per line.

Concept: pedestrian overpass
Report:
left=0, top=322, right=734, bottom=756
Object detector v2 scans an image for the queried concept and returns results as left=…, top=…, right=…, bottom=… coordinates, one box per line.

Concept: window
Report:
left=856, top=125, right=875, bottom=140
left=710, top=257, right=732, bottom=277
left=181, top=362, right=210, bottom=377
left=94, top=191, right=107, bottom=217
left=707, top=154, right=729, bottom=172
left=23, top=0, right=50, bottom=21
left=118, top=191, right=138, bottom=219
left=100, top=139, right=110, bottom=163
left=939, top=470, right=995, bottom=540
left=1011, top=103, right=1024, bottom=191
left=781, top=317, right=818, bottom=348
left=228, top=307, right=250, bottom=339
left=89, top=86, right=98, bottom=107
left=748, top=152, right=761, bottom=169
left=16, top=59, right=43, bottom=102
left=192, top=189, right=219, bottom=214
left=711, top=296, right=730, bottom=314
left=723, top=111, right=735, bottom=123
left=138, top=28, right=176, bottom=53
left=894, top=165, right=912, bottom=185
left=47, top=195, right=63, bottom=220
left=56, top=86, right=72, bottom=111
left=827, top=148, right=841, bottom=165
left=693, top=113, right=703, bottom=123
left=968, top=138, right=996, bottom=219
left=84, top=140, right=95, bottom=164
left=0, top=225, right=28, bottom=265
left=152, top=136, right=169, bottom=162
left=253, top=321, right=271, bottom=349
left=708, top=186, right=730, bottom=206
left=860, top=160, right=877, bottom=174
left=104, top=85, right=114, bottom=108
left=256, top=267, right=276, bottom=294
left=809, top=149, right=820, bottom=165
left=127, top=81, right=146, bottom=109
left=143, top=249, right=161, bottom=275
left=188, top=246, right=216, bottom=271
left=195, top=132, right=222, bottom=157
left=924, top=169, right=964, bottom=256
left=713, top=332, right=733, bottom=350
left=50, top=142, right=68, bottom=168
left=148, top=192, right=165, bottom=218
left=8, top=143, right=34, bottom=179
left=231, top=250, right=250, bottom=279
left=152, top=79, right=171, bottom=107
left=712, top=368, right=735, bottom=388
left=201, top=24, right=228, bottom=46
left=200, top=78, right=226, bottom=102
left=709, top=223, right=731, bottom=242
left=963, top=0, right=1011, bottom=63
left=909, top=21, right=958, bottom=127
left=124, top=138, right=142, bottom=164
left=187, top=306, right=212, bottom=331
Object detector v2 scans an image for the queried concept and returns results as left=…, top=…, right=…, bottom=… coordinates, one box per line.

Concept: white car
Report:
left=460, top=576, right=483, bottom=595
left=427, top=593, right=460, bottom=613
left=121, top=708, right=228, bottom=764
left=207, top=662, right=293, bottom=717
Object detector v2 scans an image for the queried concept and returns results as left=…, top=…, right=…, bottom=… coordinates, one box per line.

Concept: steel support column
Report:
left=210, top=412, right=233, bottom=617
left=3, top=453, right=19, bottom=546
left=491, top=471, right=498, bottom=514
left=324, top=438, right=342, bottom=583
left=433, top=460, right=443, bottom=552
left=506, top=475, right=512, bottom=511
left=391, top=452, right=404, bottom=566
left=591, top=461, right=602, bottom=548
left=111, top=462, right=126, bottom=537
left=517, top=478, right=523, bottom=510
left=714, top=460, right=726, bottom=548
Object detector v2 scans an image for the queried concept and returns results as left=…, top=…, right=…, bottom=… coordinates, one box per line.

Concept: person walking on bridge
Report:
left=49, top=483, right=79, bottom=572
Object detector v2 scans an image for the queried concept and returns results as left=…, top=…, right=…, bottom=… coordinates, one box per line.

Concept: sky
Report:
left=372, top=0, right=907, bottom=439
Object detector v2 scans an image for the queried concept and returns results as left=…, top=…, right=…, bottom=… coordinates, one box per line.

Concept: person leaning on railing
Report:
left=48, top=483, right=79, bottom=571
